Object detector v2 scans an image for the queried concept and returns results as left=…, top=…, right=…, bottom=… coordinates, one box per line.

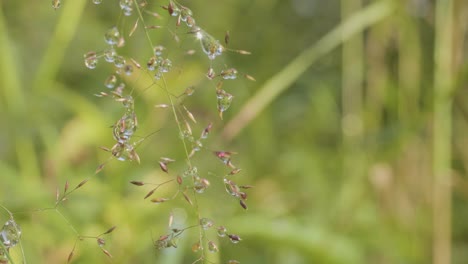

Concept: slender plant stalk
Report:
left=433, top=0, right=454, bottom=263
left=222, top=0, right=394, bottom=141
left=336, top=0, right=365, bottom=215
left=133, top=2, right=209, bottom=262
left=0, top=242, right=15, bottom=264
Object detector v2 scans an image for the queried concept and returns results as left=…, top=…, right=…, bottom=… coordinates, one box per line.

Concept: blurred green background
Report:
left=1, top=0, right=467, bottom=263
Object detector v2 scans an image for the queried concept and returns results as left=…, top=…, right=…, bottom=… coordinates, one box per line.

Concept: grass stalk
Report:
left=336, top=0, right=365, bottom=215
left=433, top=0, right=454, bottom=263
left=222, top=0, right=394, bottom=141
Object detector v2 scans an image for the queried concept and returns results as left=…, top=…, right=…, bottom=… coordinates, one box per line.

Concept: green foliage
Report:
left=1, top=0, right=468, bottom=263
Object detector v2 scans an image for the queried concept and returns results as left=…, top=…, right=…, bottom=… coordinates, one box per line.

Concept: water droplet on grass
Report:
left=124, top=64, right=133, bottom=75
left=199, top=30, right=224, bottom=60
left=159, top=58, right=172, bottom=73
left=120, top=0, right=132, bottom=12
left=84, top=52, right=98, bottom=69
left=217, top=226, right=227, bottom=237
left=153, top=45, right=165, bottom=56
left=194, top=177, right=210, bottom=193
left=147, top=56, right=160, bottom=71
left=186, top=16, right=196, bottom=27
left=104, top=48, right=116, bottom=62
left=221, top=68, right=238, bottom=80
left=199, top=218, right=213, bottom=230
left=217, top=89, right=233, bottom=118
left=52, top=0, right=61, bottom=9
left=191, top=241, right=202, bottom=252
left=105, top=75, right=117, bottom=89
left=183, top=166, right=198, bottom=178
left=224, top=179, right=241, bottom=198
left=185, top=86, right=195, bottom=96
left=180, top=7, right=193, bottom=22
left=105, top=26, right=120, bottom=46
left=0, top=220, right=21, bottom=249
left=208, top=241, right=218, bottom=253
left=114, top=55, right=126, bottom=68
left=113, top=114, right=137, bottom=142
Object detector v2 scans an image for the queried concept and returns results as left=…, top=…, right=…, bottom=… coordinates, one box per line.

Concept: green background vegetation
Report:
left=1, top=0, right=467, bottom=263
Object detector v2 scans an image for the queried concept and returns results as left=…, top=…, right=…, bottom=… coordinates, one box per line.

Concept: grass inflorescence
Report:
left=4, top=0, right=255, bottom=263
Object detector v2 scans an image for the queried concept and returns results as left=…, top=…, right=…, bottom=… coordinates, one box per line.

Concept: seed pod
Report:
left=130, top=181, right=145, bottom=186
left=97, top=237, right=106, bottom=247
left=159, top=161, right=168, bottom=173
left=228, top=234, right=242, bottom=244
left=151, top=198, right=169, bottom=204
left=144, top=189, right=156, bottom=199
left=240, top=200, right=248, bottom=210
left=102, top=226, right=117, bottom=235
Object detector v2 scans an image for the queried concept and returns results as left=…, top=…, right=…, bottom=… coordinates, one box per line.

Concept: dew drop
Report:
left=191, top=241, right=202, bottom=252
left=153, top=45, right=165, bottom=56
left=104, top=48, right=117, bottom=62
left=105, top=75, right=117, bottom=89
left=111, top=143, right=127, bottom=161
left=180, top=7, right=193, bottom=22
left=201, top=123, right=212, bottom=139
left=193, top=177, right=210, bottom=193
left=217, top=89, right=233, bottom=117
left=159, top=58, right=172, bottom=73
left=120, top=0, right=132, bottom=12
left=113, top=114, right=137, bottom=142
left=199, top=31, right=224, bottom=60
left=183, top=166, right=198, bottom=178
left=111, top=142, right=139, bottom=162
left=208, top=241, right=219, bottom=253
left=0, top=220, right=21, bottom=249
left=217, top=226, right=227, bottom=237
left=52, top=0, right=61, bottom=9
left=123, top=8, right=133, bottom=16
left=199, top=218, right=214, bottom=230
left=114, top=83, right=125, bottom=96
left=114, top=55, right=126, bottom=68
left=221, top=68, right=238, bottom=80
left=224, top=179, right=241, bottom=198
left=147, top=56, right=159, bottom=71
left=105, top=26, right=120, bottom=46
left=84, top=52, right=98, bottom=69
left=124, top=64, right=134, bottom=75
left=185, top=86, right=195, bottom=96
left=92, top=0, right=102, bottom=4
left=192, top=140, right=202, bottom=153
left=168, top=0, right=180, bottom=16
left=206, top=67, right=216, bottom=79
left=122, top=95, right=134, bottom=111
left=97, top=237, right=105, bottom=247
left=185, top=16, right=196, bottom=27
